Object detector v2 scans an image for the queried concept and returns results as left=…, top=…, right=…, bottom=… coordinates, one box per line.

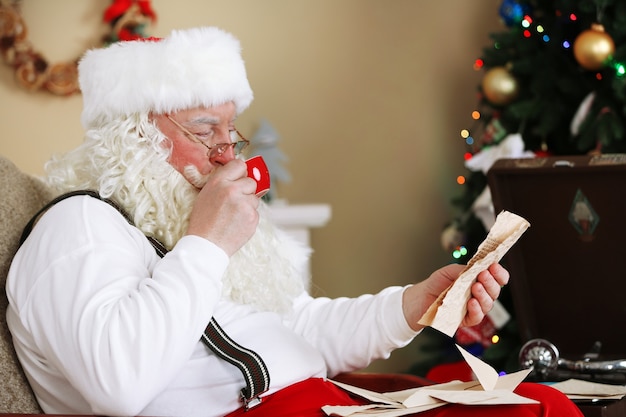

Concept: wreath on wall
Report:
left=0, top=0, right=156, bottom=96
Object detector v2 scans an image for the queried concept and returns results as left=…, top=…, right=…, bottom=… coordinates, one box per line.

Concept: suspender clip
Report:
left=241, top=389, right=263, bottom=410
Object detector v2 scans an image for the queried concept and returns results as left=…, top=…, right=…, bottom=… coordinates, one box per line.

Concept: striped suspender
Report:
left=21, top=190, right=270, bottom=409
left=145, top=220, right=271, bottom=408
left=201, top=318, right=270, bottom=407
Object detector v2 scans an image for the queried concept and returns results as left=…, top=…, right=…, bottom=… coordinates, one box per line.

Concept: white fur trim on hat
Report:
left=78, top=27, right=253, bottom=129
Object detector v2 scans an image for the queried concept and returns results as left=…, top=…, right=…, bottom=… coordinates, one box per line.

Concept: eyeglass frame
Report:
left=165, top=114, right=250, bottom=158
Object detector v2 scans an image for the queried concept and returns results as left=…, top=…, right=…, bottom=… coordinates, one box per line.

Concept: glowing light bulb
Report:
left=522, top=15, right=533, bottom=27
left=452, top=246, right=467, bottom=259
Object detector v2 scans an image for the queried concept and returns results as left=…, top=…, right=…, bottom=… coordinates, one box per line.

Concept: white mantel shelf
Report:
left=267, top=201, right=332, bottom=229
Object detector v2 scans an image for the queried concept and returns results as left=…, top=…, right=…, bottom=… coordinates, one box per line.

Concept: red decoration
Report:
left=103, top=0, right=157, bottom=44
left=455, top=316, right=497, bottom=348
left=0, top=1, right=157, bottom=96
left=104, top=0, right=156, bottom=23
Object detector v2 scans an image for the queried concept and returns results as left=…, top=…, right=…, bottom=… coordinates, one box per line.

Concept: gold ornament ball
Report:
left=573, top=24, right=615, bottom=71
left=481, top=66, right=519, bottom=106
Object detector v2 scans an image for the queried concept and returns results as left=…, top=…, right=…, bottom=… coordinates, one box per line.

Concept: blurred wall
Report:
left=0, top=0, right=504, bottom=373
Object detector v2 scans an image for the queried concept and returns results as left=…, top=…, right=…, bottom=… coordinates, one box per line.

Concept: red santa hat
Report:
left=78, top=26, right=253, bottom=129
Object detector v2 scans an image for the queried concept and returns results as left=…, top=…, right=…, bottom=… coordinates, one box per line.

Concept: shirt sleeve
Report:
left=284, top=285, right=420, bottom=377
left=7, top=195, right=229, bottom=415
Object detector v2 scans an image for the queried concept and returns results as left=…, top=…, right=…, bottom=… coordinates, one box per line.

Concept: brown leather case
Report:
left=487, top=154, right=626, bottom=361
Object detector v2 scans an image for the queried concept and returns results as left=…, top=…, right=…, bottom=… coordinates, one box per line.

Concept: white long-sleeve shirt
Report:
left=6, top=195, right=417, bottom=417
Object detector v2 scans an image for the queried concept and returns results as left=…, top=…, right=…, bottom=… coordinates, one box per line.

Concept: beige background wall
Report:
left=0, top=1, right=502, bottom=373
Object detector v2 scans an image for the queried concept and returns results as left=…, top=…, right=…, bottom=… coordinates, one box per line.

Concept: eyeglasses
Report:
left=166, top=114, right=250, bottom=158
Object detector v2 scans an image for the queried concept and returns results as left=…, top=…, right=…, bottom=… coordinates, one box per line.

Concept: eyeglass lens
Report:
left=211, top=140, right=248, bottom=158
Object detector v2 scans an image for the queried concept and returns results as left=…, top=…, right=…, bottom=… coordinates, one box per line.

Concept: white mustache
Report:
left=183, top=165, right=210, bottom=189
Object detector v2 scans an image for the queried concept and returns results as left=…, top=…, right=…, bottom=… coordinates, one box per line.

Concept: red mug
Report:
left=245, top=155, right=270, bottom=197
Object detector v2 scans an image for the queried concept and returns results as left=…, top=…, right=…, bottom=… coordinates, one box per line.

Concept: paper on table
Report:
left=322, top=405, right=443, bottom=417
left=427, top=389, right=538, bottom=405
left=324, top=381, right=447, bottom=416
left=400, top=344, right=534, bottom=406
left=457, top=344, right=531, bottom=391
left=418, top=210, right=530, bottom=337
left=324, top=379, right=535, bottom=416
left=400, top=380, right=469, bottom=408
left=550, top=379, right=626, bottom=400
left=325, top=345, right=537, bottom=416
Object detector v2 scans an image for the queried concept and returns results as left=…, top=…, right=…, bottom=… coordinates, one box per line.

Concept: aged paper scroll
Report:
left=418, top=210, right=530, bottom=337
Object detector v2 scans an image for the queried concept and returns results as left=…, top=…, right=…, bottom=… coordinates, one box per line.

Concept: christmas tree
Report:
left=424, top=0, right=626, bottom=375
left=448, top=0, right=626, bottom=265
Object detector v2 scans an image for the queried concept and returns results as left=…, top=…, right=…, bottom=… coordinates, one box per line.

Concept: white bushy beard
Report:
left=45, top=113, right=310, bottom=315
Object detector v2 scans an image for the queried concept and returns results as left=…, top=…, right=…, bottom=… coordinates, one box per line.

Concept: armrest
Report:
left=332, top=372, right=432, bottom=392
